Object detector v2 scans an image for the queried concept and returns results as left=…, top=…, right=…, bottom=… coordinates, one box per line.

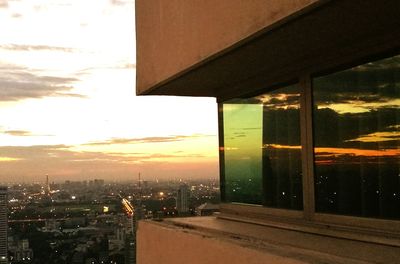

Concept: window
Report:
left=313, top=55, right=400, bottom=219
left=222, top=85, right=303, bottom=210
left=220, top=53, right=400, bottom=224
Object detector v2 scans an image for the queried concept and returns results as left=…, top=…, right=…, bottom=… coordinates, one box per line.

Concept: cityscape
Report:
left=2, top=0, right=398, bottom=264
left=0, top=1, right=219, bottom=263
left=0, top=175, right=220, bottom=264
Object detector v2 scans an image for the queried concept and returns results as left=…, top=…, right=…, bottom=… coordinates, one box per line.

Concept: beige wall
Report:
left=136, top=0, right=318, bottom=95
left=138, top=217, right=400, bottom=264
left=137, top=220, right=307, bottom=264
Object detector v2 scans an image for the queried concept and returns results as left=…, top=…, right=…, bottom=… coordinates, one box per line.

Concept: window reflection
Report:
left=313, top=54, right=400, bottom=219
left=223, top=103, right=263, bottom=204
left=222, top=85, right=303, bottom=209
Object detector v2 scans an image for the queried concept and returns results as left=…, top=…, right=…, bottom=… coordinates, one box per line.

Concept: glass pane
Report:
left=223, top=103, right=263, bottom=204
left=313, top=55, right=400, bottom=219
left=222, top=85, right=303, bottom=209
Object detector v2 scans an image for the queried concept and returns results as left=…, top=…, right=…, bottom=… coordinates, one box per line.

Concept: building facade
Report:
left=0, top=187, right=8, bottom=264
left=135, top=1, right=400, bottom=263
left=176, top=184, right=190, bottom=215
left=9, top=239, right=33, bottom=262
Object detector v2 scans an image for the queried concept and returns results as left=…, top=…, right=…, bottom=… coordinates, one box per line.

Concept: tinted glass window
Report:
left=313, top=55, right=400, bottom=219
left=222, top=85, right=303, bottom=209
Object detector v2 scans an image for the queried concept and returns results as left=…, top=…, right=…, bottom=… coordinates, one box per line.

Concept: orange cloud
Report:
left=84, top=134, right=214, bottom=146
left=315, top=147, right=399, bottom=157
left=314, top=147, right=399, bottom=165
left=263, top=144, right=301, bottom=150
left=346, top=131, right=400, bottom=143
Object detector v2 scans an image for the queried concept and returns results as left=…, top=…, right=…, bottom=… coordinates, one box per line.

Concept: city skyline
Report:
left=0, top=0, right=219, bottom=183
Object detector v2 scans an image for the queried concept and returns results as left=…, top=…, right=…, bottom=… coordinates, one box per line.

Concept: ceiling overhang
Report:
left=140, top=0, right=400, bottom=102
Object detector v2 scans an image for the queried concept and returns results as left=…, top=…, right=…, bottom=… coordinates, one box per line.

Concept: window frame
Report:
left=218, top=53, right=400, bottom=239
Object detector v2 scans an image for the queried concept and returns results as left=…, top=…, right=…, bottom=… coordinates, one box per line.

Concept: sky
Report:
left=0, top=0, right=219, bottom=183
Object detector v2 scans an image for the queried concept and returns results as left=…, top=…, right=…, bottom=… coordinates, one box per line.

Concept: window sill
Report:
left=145, top=215, right=400, bottom=264
left=220, top=203, right=400, bottom=247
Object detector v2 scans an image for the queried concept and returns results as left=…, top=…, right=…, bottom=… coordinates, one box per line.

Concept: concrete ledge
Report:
left=137, top=217, right=400, bottom=264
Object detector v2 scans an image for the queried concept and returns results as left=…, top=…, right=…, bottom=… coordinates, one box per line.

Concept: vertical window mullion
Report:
left=300, top=75, right=316, bottom=220
left=218, top=103, right=226, bottom=203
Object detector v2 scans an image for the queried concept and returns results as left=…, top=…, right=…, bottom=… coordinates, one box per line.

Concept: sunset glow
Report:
left=0, top=1, right=218, bottom=182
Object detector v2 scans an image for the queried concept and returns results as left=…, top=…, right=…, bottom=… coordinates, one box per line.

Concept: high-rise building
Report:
left=45, top=174, right=50, bottom=196
left=176, top=184, right=190, bottom=215
left=136, top=1, right=400, bottom=263
left=0, top=186, right=8, bottom=264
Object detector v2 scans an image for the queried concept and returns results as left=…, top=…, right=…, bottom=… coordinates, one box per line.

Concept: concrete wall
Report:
left=137, top=217, right=400, bottom=264
left=137, top=220, right=307, bottom=264
left=135, top=0, right=318, bottom=95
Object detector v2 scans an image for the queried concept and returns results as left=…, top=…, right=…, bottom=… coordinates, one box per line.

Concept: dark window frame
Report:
left=218, top=53, right=400, bottom=240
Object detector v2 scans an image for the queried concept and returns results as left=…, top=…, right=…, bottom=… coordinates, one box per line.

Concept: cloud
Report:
left=84, top=134, right=213, bottom=146
left=76, top=63, right=136, bottom=75
left=257, top=91, right=300, bottom=110
left=314, top=107, right=399, bottom=150
left=0, top=145, right=69, bottom=159
left=1, top=130, right=53, bottom=137
left=0, top=63, right=84, bottom=101
left=0, top=145, right=131, bottom=167
left=0, top=44, right=75, bottom=52
left=3, top=130, right=32, bottom=136
left=312, top=55, right=400, bottom=117
left=0, top=0, right=8, bottom=8
left=110, top=0, right=134, bottom=6
left=123, top=63, right=136, bottom=69
left=0, top=144, right=209, bottom=164
left=314, top=147, right=399, bottom=166
left=345, top=131, right=400, bottom=143
left=0, top=144, right=218, bottom=181
left=314, top=65, right=400, bottom=107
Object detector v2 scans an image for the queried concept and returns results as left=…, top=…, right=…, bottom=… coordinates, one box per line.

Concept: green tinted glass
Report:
left=222, top=85, right=303, bottom=209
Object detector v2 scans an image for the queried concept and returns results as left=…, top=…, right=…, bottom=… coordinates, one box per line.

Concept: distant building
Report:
left=10, top=239, right=33, bottom=262
left=124, top=233, right=136, bottom=264
left=0, top=186, right=7, bottom=264
left=94, top=179, right=104, bottom=187
left=44, top=219, right=61, bottom=231
left=176, top=184, right=190, bottom=215
left=123, top=209, right=140, bottom=264
left=109, top=225, right=126, bottom=251
left=196, top=203, right=219, bottom=216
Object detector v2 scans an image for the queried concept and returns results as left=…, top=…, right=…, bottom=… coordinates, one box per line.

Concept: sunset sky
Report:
left=0, top=0, right=219, bottom=183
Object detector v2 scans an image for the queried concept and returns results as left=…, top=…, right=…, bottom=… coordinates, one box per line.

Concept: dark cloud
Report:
left=84, top=134, right=213, bottom=146
left=314, top=107, right=399, bottom=150
left=314, top=58, right=400, bottom=105
left=0, top=44, right=75, bottom=52
left=227, top=103, right=398, bottom=151
left=314, top=150, right=398, bottom=166
left=262, top=107, right=301, bottom=146
left=312, top=55, right=400, bottom=150
left=258, top=93, right=300, bottom=110
left=0, top=63, right=84, bottom=101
